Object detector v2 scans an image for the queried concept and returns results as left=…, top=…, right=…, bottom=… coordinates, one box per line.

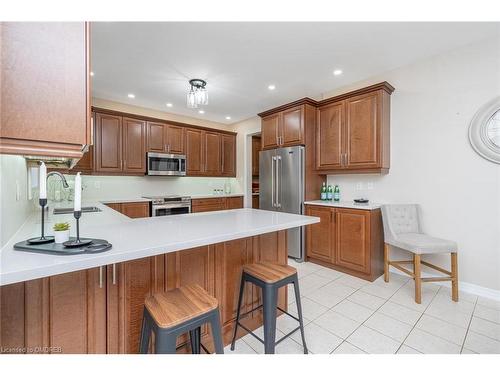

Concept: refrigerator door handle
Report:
left=276, top=155, right=281, bottom=208
left=271, top=156, right=276, bottom=207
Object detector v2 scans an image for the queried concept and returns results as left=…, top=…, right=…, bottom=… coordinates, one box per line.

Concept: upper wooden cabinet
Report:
left=0, top=22, right=91, bottom=158
left=221, top=134, right=236, bottom=177
left=95, top=113, right=123, bottom=173
left=146, top=122, right=185, bottom=154
left=251, top=136, right=261, bottom=176
left=260, top=105, right=305, bottom=150
left=316, top=83, right=393, bottom=174
left=122, top=117, right=146, bottom=174
left=186, top=128, right=204, bottom=175
left=305, top=204, right=384, bottom=281
left=204, top=131, right=222, bottom=175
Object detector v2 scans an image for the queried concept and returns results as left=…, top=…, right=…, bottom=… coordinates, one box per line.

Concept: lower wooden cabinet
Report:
left=0, top=231, right=287, bottom=354
left=252, top=194, right=259, bottom=209
left=191, top=196, right=244, bottom=213
left=305, top=205, right=383, bottom=281
left=104, top=202, right=150, bottom=218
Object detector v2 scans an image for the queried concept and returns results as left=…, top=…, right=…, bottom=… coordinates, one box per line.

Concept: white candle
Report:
left=74, top=172, right=82, bottom=212
left=39, top=162, right=47, bottom=199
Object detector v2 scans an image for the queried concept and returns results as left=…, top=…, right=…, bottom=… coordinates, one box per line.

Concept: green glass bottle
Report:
left=333, top=185, right=340, bottom=202
left=327, top=185, right=333, bottom=201
left=320, top=182, right=327, bottom=200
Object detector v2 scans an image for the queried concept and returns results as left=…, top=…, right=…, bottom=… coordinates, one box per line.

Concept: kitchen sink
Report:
left=53, top=206, right=102, bottom=215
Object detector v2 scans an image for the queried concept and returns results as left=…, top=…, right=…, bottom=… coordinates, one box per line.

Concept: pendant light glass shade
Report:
left=187, top=88, right=197, bottom=108
left=187, top=79, right=208, bottom=108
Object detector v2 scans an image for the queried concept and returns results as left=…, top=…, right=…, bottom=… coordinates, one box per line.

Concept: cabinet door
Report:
left=225, top=196, right=244, bottom=209
left=221, top=134, right=236, bottom=177
left=204, top=131, right=221, bottom=175
left=107, top=256, right=165, bottom=354
left=345, top=92, right=380, bottom=169
left=146, top=121, right=166, bottom=152
left=191, top=198, right=225, bottom=213
left=95, top=113, right=122, bottom=173
left=336, top=209, right=370, bottom=273
left=166, top=124, right=185, bottom=154
left=0, top=22, right=90, bottom=157
left=252, top=136, right=261, bottom=176
left=261, top=113, right=280, bottom=150
left=281, top=106, right=304, bottom=146
left=120, top=202, right=150, bottom=218
left=252, top=195, right=259, bottom=209
left=316, top=102, right=344, bottom=170
left=305, top=206, right=335, bottom=263
left=122, top=117, right=146, bottom=174
left=186, top=128, right=204, bottom=175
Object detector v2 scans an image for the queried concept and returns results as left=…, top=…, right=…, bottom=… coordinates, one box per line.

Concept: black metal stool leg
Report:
left=209, top=309, right=224, bottom=354
left=139, top=309, right=152, bottom=354
left=155, top=332, right=177, bottom=354
left=189, top=327, right=201, bottom=354
left=262, top=284, right=278, bottom=354
left=230, top=273, right=246, bottom=350
left=292, top=275, right=308, bottom=354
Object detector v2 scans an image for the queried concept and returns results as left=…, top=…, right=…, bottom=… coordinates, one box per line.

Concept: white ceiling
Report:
left=91, top=22, right=498, bottom=124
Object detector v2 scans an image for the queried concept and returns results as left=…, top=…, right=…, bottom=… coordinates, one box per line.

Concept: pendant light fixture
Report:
left=187, top=79, right=208, bottom=108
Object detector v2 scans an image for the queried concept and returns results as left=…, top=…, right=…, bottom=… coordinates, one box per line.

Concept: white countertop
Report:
left=304, top=200, right=381, bottom=210
left=0, top=203, right=318, bottom=286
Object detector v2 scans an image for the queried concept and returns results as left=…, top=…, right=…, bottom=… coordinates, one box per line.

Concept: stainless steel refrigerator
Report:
left=259, top=145, right=305, bottom=261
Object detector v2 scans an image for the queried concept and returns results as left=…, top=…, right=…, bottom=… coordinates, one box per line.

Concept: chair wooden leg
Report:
left=451, top=252, right=459, bottom=302
left=384, top=244, right=390, bottom=282
left=414, top=254, right=422, bottom=304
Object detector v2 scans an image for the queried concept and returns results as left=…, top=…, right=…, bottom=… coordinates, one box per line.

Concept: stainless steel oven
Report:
left=143, top=195, right=191, bottom=217
left=147, top=152, right=186, bottom=176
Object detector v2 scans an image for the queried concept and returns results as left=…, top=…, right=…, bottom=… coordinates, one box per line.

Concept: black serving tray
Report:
left=14, top=238, right=112, bottom=255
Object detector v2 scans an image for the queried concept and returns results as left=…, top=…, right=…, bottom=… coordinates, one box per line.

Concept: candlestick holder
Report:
left=27, top=198, right=54, bottom=244
left=63, top=210, right=93, bottom=248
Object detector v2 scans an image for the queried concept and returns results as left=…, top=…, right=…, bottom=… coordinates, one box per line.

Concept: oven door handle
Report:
left=153, top=204, right=191, bottom=210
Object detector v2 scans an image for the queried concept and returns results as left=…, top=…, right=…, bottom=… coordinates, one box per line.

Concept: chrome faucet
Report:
left=47, top=171, right=69, bottom=188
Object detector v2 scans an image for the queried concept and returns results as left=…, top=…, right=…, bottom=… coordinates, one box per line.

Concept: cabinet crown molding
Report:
left=258, top=81, right=395, bottom=117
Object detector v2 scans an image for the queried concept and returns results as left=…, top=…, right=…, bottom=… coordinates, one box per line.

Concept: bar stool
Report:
left=230, top=262, right=308, bottom=354
left=139, top=283, right=224, bottom=354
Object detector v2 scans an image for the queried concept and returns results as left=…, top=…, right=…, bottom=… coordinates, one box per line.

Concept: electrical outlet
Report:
left=367, top=182, right=374, bottom=190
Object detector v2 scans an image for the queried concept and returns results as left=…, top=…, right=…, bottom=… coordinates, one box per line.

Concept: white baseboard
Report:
left=389, top=268, right=500, bottom=302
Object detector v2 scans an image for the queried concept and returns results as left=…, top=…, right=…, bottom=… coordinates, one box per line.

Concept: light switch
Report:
left=367, top=182, right=374, bottom=190
left=356, top=182, right=363, bottom=190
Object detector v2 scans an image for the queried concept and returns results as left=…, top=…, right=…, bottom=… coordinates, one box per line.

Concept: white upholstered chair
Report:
left=381, top=204, right=458, bottom=303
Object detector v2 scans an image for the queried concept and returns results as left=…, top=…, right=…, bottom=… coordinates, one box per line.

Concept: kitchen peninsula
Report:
left=0, top=205, right=318, bottom=353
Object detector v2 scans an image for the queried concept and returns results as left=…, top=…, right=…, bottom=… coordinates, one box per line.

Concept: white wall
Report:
left=324, top=37, right=500, bottom=291
left=0, top=155, right=33, bottom=246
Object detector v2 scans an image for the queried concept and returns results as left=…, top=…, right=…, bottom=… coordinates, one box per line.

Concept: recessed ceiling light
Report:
left=333, top=69, right=343, bottom=76
left=198, top=110, right=205, bottom=114
left=268, top=84, right=276, bottom=91
left=127, top=93, right=135, bottom=99
left=90, top=71, right=94, bottom=77
left=166, top=103, right=173, bottom=108
left=225, top=116, right=231, bottom=120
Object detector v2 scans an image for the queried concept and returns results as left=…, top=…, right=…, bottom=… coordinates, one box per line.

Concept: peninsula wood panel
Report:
left=0, top=22, right=90, bottom=158
left=122, top=117, right=146, bottom=174
left=0, top=231, right=287, bottom=354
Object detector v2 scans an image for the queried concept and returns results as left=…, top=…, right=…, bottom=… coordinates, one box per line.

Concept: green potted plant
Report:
left=53, top=222, right=70, bottom=243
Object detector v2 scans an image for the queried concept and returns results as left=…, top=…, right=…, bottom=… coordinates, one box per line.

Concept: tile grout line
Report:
left=396, top=284, right=441, bottom=354
left=461, top=297, right=479, bottom=353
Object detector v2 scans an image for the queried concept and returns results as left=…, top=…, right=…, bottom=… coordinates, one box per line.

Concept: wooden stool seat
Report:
left=242, top=262, right=297, bottom=284
left=144, top=284, right=218, bottom=329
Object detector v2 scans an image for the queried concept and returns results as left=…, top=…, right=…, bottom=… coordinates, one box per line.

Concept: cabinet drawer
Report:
left=191, top=198, right=225, bottom=213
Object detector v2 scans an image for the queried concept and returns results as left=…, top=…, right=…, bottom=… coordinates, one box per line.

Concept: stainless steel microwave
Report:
left=146, top=152, right=186, bottom=176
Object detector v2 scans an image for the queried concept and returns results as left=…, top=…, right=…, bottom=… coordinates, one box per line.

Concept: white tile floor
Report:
left=225, top=259, right=500, bottom=354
